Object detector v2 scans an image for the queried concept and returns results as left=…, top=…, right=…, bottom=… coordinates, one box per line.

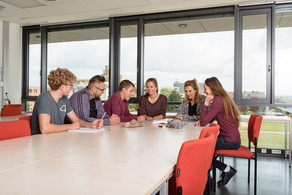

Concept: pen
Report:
left=101, top=112, right=106, bottom=120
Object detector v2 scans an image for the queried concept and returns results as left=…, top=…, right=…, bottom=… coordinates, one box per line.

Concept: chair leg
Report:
left=254, top=155, right=257, bottom=195
left=248, top=158, right=250, bottom=183
left=213, top=157, right=216, bottom=192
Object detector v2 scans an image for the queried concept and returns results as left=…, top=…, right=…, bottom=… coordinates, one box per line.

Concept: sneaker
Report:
left=217, top=166, right=237, bottom=186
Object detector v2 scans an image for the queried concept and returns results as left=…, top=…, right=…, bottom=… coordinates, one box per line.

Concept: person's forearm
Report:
left=153, top=115, right=164, bottom=120
left=40, top=123, right=79, bottom=134
left=79, top=119, right=92, bottom=128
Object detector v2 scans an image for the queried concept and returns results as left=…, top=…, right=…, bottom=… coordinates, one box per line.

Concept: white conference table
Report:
left=0, top=121, right=202, bottom=195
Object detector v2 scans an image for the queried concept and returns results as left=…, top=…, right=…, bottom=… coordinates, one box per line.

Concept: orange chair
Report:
left=0, top=120, right=31, bottom=141
left=176, top=132, right=216, bottom=195
left=0, top=107, right=23, bottom=116
left=19, top=115, right=32, bottom=124
left=199, top=123, right=220, bottom=194
left=213, top=114, right=263, bottom=195
left=4, top=104, right=23, bottom=109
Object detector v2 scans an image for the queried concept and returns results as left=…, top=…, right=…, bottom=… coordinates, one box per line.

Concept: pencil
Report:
left=101, top=112, right=106, bottom=120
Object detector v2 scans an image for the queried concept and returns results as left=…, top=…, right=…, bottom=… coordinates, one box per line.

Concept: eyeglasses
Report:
left=89, top=99, right=98, bottom=118
left=95, top=86, right=105, bottom=92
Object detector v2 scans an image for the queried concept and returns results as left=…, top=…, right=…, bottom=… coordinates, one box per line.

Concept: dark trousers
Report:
left=215, top=136, right=241, bottom=171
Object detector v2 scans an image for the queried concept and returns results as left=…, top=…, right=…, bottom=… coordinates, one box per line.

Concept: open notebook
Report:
left=68, top=127, right=104, bottom=133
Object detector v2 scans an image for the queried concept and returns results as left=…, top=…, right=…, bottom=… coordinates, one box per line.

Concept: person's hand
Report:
left=146, top=117, right=153, bottom=121
left=110, top=114, right=120, bottom=125
left=92, top=119, right=103, bottom=129
left=195, top=120, right=200, bottom=126
left=176, top=115, right=182, bottom=120
left=71, top=121, right=80, bottom=129
left=205, top=95, right=214, bottom=106
left=137, top=115, right=145, bottom=121
left=153, top=115, right=163, bottom=120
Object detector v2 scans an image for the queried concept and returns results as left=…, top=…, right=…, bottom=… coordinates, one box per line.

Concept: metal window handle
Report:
left=268, top=64, right=271, bottom=72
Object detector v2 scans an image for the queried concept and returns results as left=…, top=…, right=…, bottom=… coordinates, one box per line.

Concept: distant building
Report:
left=173, top=81, right=184, bottom=93
left=28, top=87, right=40, bottom=96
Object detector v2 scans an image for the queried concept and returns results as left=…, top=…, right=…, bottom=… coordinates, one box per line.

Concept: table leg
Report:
left=285, top=123, right=287, bottom=158
left=289, top=121, right=291, bottom=168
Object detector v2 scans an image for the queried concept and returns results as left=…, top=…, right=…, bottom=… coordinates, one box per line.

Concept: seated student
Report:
left=139, top=78, right=167, bottom=121
left=176, top=79, right=205, bottom=125
left=30, top=68, right=103, bottom=135
left=104, top=80, right=145, bottom=122
left=69, top=75, right=120, bottom=126
left=200, top=76, right=241, bottom=186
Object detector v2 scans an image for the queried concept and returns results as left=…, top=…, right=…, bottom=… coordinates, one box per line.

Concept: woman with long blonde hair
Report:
left=176, top=78, right=205, bottom=125
left=200, top=76, right=241, bottom=187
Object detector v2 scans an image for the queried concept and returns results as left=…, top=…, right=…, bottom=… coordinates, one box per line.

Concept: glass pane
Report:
left=145, top=15, right=234, bottom=105
left=120, top=24, right=137, bottom=97
left=242, top=14, right=267, bottom=99
left=29, top=33, right=41, bottom=97
left=47, top=27, right=110, bottom=100
left=275, top=10, right=292, bottom=104
left=26, top=101, right=35, bottom=113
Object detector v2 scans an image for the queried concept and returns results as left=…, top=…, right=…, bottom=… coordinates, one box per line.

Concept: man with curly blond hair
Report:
left=31, top=68, right=103, bottom=135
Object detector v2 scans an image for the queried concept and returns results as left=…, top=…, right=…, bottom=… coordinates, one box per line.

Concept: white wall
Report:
left=2, top=21, right=22, bottom=105
left=0, top=21, right=3, bottom=108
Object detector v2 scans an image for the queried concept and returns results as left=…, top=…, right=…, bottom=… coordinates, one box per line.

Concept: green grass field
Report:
left=239, top=122, right=290, bottom=148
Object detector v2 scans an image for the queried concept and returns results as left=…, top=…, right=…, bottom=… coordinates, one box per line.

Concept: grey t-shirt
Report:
left=31, top=91, right=73, bottom=135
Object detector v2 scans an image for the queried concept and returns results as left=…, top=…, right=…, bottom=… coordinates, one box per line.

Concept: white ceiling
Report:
left=0, top=0, right=289, bottom=26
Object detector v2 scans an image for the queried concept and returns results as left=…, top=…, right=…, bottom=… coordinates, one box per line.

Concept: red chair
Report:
left=1, top=107, right=23, bottom=116
left=199, top=123, right=220, bottom=194
left=0, top=120, right=31, bottom=141
left=4, top=104, right=23, bottom=109
left=199, top=123, right=219, bottom=139
left=213, top=114, right=263, bottom=195
left=176, top=132, right=216, bottom=195
left=19, top=115, right=32, bottom=124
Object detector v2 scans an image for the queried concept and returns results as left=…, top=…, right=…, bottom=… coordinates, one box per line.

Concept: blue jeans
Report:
left=215, top=136, right=241, bottom=171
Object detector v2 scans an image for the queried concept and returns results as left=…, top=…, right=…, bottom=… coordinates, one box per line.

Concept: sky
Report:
left=29, top=27, right=292, bottom=96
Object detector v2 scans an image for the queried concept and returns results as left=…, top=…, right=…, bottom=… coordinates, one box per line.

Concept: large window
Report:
left=22, top=4, right=292, bottom=152
left=238, top=7, right=272, bottom=105
left=242, top=14, right=268, bottom=100
left=275, top=9, right=292, bottom=105
left=144, top=14, right=234, bottom=112
left=120, top=23, right=138, bottom=94
left=47, top=26, right=110, bottom=100
left=28, top=33, right=41, bottom=96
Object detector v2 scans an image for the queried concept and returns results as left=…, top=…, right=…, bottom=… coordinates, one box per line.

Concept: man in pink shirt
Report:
left=104, top=80, right=145, bottom=122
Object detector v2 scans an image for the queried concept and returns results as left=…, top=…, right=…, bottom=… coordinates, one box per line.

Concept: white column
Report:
left=3, top=21, right=22, bottom=104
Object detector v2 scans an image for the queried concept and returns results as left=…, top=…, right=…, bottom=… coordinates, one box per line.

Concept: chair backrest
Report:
left=0, top=107, right=23, bottom=116
left=4, top=104, right=23, bottom=109
left=248, top=114, right=263, bottom=145
left=199, top=123, right=219, bottom=139
left=19, top=115, right=32, bottom=125
left=176, top=132, right=216, bottom=195
left=0, top=120, right=31, bottom=141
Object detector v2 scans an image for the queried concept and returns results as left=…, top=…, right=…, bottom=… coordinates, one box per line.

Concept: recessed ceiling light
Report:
left=178, top=24, right=187, bottom=28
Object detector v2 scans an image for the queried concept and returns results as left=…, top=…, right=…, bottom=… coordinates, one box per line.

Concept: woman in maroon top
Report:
left=139, top=78, right=167, bottom=121
left=200, top=77, right=241, bottom=186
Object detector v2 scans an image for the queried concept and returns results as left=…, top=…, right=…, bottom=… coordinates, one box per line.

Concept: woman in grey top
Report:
left=176, top=78, right=205, bottom=125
